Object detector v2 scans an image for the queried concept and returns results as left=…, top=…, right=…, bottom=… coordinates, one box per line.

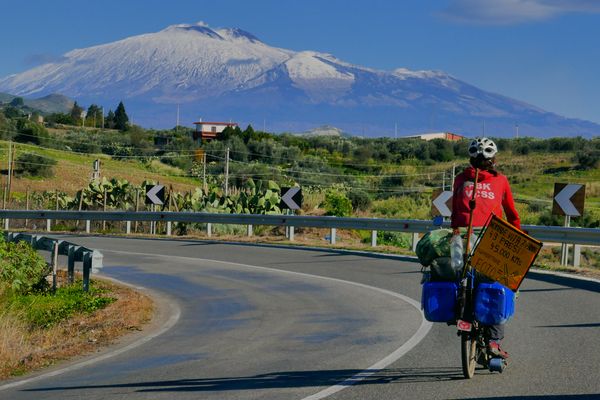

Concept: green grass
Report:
left=2, top=282, right=116, bottom=329
left=0, top=139, right=201, bottom=192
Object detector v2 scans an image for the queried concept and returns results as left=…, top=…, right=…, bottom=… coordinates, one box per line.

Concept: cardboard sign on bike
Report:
left=470, top=215, right=542, bottom=291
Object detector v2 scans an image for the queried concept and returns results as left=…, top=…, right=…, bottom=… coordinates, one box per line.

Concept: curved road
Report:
left=2, top=236, right=600, bottom=399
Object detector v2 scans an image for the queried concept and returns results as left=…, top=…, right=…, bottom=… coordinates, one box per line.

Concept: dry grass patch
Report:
left=0, top=277, right=153, bottom=380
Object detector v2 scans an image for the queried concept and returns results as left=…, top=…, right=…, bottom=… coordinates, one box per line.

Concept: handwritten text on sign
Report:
left=470, top=215, right=542, bottom=291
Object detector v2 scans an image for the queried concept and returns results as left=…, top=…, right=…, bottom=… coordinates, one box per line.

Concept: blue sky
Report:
left=2, top=0, right=600, bottom=124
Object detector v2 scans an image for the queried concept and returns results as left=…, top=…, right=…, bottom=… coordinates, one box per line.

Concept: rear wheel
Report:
left=461, top=331, right=477, bottom=378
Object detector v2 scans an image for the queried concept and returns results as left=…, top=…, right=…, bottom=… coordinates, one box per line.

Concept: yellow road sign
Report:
left=194, top=149, right=205, bottom=162
left=470, top=215, right=542, bottom=291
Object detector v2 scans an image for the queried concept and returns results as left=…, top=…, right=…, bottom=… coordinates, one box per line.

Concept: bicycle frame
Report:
left=457, top=268, right=491, bottom=378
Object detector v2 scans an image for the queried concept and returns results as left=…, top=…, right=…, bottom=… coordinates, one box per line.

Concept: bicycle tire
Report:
left=461, top=331, right=477, bottom=379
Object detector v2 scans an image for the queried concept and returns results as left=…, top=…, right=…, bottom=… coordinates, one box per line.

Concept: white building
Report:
left=192, top=119, right=238, bottom=143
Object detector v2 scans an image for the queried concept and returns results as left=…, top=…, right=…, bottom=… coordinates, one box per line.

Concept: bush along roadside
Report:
left=0, top=232, right=149, bottom=379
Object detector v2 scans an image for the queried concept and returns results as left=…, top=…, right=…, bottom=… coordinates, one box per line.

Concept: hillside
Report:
left=0, top=92, right=74, bottom=114
left=0, top=141, right=199, bottom=196
left=0, top=122, right=598, bottom=229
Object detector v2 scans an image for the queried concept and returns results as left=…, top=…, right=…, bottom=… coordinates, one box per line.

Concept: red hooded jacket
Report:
left=451, top=167, right=521, bottom=230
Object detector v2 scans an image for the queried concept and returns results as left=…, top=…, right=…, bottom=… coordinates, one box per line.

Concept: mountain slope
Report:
left=1, top=22, right=598, bottom=137
left=0, top=92, right=73, bottom=114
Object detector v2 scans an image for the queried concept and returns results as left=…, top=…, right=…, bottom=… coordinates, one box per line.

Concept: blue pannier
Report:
left=474, top=282, right=515, bottom=325
left=421, top=281, right=458, bottom=322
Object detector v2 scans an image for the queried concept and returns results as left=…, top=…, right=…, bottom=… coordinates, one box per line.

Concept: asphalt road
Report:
left=2, top=236, right=600, bottom=399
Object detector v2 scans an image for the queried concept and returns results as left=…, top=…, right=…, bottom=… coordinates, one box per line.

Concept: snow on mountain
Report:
left=1, top=22, right=292, bottom=102
left=1, top=22, right=598, bottom=137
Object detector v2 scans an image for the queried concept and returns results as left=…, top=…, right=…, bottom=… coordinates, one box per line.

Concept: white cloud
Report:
left=442, top=0, right=600, bottom=24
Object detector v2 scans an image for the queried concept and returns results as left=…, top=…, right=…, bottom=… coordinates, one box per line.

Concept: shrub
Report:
left=15, top=121, right=50, bottom=145
left=16, top=152, right=57, bottom=178
left=377, top=231, right=411, bottom=247
left=347, top=189, right=372, bottom=211
left=322, top=190, right=352, bottom=217
left=0, top=240, right=50, bottom=295
left=574, top=150, right=600, bottom=170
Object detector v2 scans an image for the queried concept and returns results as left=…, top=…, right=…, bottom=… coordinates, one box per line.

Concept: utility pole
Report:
left=4, top=142, right=13, bottom=208
left=101, top=106, right=104, bottom=130
left=9, top=143, right=15, bottom=204
left=92, top=159, right=100, bottom=181
left=176, top=104, right=180, bottom=133
left=442, top=171, right=446, bottom=191
left=451, top=163, right=456, bottom=191
left=203, top=152, right=207, bottom=192
left=515, top=123, right=519, bottom=139
left=224, top=147, right=230, bottom=197
left=395, top=122, right=397, bottom=139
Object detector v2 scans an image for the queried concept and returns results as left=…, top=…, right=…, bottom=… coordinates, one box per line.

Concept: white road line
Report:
left=103, top=249, right=433, bottom=400
left=1, top=248, right=432, bottom=399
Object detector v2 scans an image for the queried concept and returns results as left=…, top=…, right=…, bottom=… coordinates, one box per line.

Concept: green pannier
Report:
left=416, top=229, right=452, bottom=267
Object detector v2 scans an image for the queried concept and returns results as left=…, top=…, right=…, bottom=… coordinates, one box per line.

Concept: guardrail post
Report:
left=167, top=221, right=172, bottom=236
left=52, top=241, right=59, bottom=291
left=86, top=220, right=91, bottom=233
left=92, top=250, right=103, bottom=273
left=46, top=219, right=51, bottom=232
left=247, top=224, right=253, bottom=237
left=67, top=245, right=76, bottom=284
left=126, top=221, right=131, bottom=234
left=207, top=223, right=212, bottom=238
left=83, top=252, right=92, bottom=292
left=330, top=228, right=336, bottom=245
left=573, top=244, right=581, bottom=267
left=560, top=243, right=569, bottom=266
left=371, top=230, right=377, bottom=247
left=412, top=232, right=419, bottom=252
left=289, top=226, right=294, bottom=241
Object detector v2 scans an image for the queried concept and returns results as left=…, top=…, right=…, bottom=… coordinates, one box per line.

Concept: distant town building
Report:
left=192, top=120, right=238, bottom=143
left=28, top=113, right=44, bottom=124
left=404, top=132, right=465, bottom=141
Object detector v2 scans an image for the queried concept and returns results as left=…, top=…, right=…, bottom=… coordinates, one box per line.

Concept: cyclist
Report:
left=451, top=137, right=520, bottom=359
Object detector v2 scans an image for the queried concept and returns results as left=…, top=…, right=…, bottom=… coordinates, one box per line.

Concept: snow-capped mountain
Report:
left=1, top=22, right=598, bottom=137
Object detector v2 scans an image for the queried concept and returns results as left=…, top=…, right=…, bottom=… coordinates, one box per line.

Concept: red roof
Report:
left=193, top=121, right=238, bottom=126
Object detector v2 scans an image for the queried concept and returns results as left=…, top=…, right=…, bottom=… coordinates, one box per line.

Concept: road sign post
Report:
left=146, top=184, right=164, bottom=236
left=552, top=183, right=585, bottom=266
left=281, top=187, right=302, bottom=241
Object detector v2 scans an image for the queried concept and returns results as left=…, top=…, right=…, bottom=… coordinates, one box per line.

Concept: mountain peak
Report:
left=216, top=28, right=262, bottom=43
left=162, top=22, right=223, bottom=39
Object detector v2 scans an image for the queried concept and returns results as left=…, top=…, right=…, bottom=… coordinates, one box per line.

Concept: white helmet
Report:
left=468, top=137, right=497, bottom=159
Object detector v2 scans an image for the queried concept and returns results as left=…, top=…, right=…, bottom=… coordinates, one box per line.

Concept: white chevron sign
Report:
left=146, top=185, right=165, bottom=205
left=281, top=187, right=302, bottom=210
left=553, top=183, right=585, bottom=217
left=432, top=190, right=453, bottom=217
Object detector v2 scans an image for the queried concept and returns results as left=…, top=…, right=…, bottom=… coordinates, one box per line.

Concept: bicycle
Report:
left=455, top=268, right=507, bottom=379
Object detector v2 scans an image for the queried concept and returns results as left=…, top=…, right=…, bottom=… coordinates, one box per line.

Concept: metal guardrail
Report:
left=4, top=232, right=103, bottom=291
left=0, top=210, right=598, bottom=246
